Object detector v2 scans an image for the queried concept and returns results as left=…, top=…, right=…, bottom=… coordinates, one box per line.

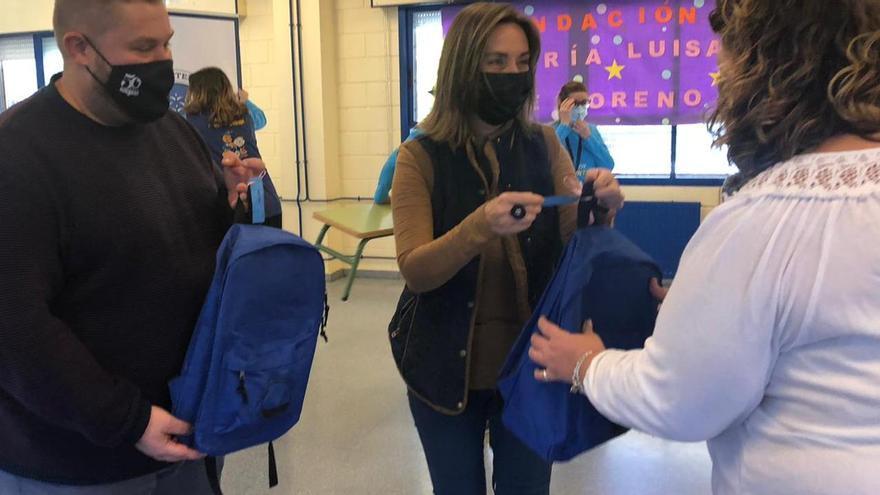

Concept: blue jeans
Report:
left=409, top=390, right=551, bottom=495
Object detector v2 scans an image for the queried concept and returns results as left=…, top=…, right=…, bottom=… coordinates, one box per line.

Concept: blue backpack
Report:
left=169, top=224, right=328, bottom=491
left=497, top=224, right=661, bottom=462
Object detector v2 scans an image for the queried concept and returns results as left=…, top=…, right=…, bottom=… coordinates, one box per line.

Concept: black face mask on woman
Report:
left=83, top=36, right=174, bottom=123
left=476, top=71, right=533, bottom=126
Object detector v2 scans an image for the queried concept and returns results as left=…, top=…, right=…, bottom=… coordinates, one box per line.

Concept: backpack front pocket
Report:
left=212, top=328, right=316, bottom=434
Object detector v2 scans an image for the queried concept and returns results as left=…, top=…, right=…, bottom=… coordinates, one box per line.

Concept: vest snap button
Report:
left=457, top=401, right=464, bottom=409
left=459, top=349, right=467, bottom=358
left=466, top=301, right=475, bottom=309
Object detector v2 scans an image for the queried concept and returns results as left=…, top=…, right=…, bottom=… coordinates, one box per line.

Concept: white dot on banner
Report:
left=591, top=35, right=601, bottom=45
left=662, top=118, right=671, bottom=125
left=662, top=70, right=672, bottom=80
left=613, top=35, right=623, bottom=45
left=694, top=0, right=705, bottom=7
left=615, top=118, right=621, bottom=123
left=524, top=5, right=535, bottom=15
left=573, top=74, right=584, bottom=83
left=597, top=4, right=607, bottom=14
left=662, top=26, right=668, bottom=32
left=551, top=109, right=559, bottom=121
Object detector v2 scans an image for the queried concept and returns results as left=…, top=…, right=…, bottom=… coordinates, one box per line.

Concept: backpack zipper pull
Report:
left=320, top=292, right=330, bottom=343
left=237, top=371, right=249, bottom=404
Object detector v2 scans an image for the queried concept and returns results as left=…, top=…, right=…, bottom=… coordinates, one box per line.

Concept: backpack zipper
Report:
left=237, top=371, right=249, bottom=404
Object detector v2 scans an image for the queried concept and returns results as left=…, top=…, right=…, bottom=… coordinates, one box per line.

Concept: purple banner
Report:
left=442, top=1, right=719, bottom=125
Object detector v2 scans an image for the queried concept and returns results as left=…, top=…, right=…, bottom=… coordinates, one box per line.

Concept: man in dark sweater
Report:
left=0, top=0, right=279, bottom=492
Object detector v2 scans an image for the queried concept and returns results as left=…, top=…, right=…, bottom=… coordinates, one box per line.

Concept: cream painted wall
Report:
left=166, top=0, right=237, bottom=15
left=0, top=1, right=237, bottom=35
left=625, top=185, right=722, bottom=221
left=2, top=1, right=53, bottom=33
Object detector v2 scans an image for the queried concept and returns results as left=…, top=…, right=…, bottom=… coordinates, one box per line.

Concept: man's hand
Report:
left=135, top=406, right=205, bottom=463
left=221, top=151, right=265, bottom=208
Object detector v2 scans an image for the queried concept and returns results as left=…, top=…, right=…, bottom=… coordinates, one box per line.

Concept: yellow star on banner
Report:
left=605, top=60, right=625, bottom=80
left=709, top=71, right=721, bottom=86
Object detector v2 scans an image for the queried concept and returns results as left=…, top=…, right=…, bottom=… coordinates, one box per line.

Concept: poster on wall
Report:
left=442, top=0, right=720, bottom=125
left=167, top=12, right=241, bottom=115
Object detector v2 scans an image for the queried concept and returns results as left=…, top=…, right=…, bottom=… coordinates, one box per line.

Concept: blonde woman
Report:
left=185, top=67, right=280, bottom=224
left=185, top=67, right=259, bottom=164
left=388, top=3, right=624, bottom=494
left=531, top=1, right=880, bottom=493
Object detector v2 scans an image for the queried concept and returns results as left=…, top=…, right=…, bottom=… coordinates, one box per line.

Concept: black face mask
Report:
left=83, top=36, right=174, bottom=123
left=476, top=71, right=533, bottom=126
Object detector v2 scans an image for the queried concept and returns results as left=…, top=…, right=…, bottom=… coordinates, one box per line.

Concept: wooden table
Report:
left=313, top=204, right=394, bottom=301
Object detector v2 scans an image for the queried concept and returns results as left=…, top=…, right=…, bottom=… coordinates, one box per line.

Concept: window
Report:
left=0, top=36, right=38, bottom=112
left=412, top=10, right=442, bottom=123
left=597, top=125, right=671, bottom=176
left=41, top=36, right=64, bottom=82
left=675, top=123, right=733, bottom=177
left=399, top=7, right=731, bottom=183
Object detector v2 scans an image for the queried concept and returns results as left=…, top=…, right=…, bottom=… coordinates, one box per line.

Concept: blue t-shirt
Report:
left=374, top=127, right=424, bottom=204
left=186, top=112, right=262, bottom=166
left=552, top=122, right=615, bottom=174
left=245, top=100, right=267, bottom=131
left=186, top=112, right=281, bottom=220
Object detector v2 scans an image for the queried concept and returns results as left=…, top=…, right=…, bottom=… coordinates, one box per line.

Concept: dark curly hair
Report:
left=707, top=0, right=880, bottom=191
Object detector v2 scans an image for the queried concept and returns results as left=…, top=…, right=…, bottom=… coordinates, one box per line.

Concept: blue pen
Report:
left=541, top=195, right=582, bottom=207
left=509, top=194, right=592, bottom=219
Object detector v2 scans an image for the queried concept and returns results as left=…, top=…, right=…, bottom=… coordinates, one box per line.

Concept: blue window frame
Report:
left=0, top=31, right=58, bottom=113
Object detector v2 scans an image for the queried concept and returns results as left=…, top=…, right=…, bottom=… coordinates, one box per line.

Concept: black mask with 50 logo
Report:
left=83, top=36, right=174, bottom=124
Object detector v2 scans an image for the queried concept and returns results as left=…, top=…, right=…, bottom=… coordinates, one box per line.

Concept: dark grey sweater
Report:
left=0, top=81, right=271, bottom=484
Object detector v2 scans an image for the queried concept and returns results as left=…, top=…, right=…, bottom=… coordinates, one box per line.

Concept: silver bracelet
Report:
left=570, top=350, right=595, bottom=394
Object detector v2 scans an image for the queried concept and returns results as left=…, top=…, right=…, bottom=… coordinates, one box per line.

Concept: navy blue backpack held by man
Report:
left=497, top=185, right=661, bottom=462
left=169, top=217, right=328, bottom=493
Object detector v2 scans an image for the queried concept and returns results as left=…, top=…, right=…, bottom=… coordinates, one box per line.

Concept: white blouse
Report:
left=584, top=148, right=880, bottom=494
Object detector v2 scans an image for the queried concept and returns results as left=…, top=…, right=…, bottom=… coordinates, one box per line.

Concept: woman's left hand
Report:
left=583, top=168, right=624, bottom=212
left=529, top=316, right=606, bottom=385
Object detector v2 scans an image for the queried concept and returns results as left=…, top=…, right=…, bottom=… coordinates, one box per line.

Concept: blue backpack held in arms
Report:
left=497, top=188, right=661, bottom=463
left=169, top=224, right=328, bottom=492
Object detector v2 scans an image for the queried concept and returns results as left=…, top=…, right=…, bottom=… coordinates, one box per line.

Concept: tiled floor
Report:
left=222, top=278, right=712, bottom=495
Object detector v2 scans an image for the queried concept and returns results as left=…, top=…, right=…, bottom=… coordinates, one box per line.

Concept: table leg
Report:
left=341, top=238, right=369, bottom=302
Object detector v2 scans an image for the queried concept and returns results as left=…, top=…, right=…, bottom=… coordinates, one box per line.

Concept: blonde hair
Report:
left=420, top=2, right=541, bottom=149
left=708, top=0, right=880, bottom=184
left=184, top=67, right=247, bottom=128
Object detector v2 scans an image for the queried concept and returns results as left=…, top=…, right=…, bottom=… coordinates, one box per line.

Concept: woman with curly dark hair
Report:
left=531, top=1, right=880, bottom=493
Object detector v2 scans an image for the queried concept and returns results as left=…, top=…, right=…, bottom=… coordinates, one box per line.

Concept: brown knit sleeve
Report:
left=392, top=140, right=498, bottom=293
left=541, top=125, right=579, bottom=242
